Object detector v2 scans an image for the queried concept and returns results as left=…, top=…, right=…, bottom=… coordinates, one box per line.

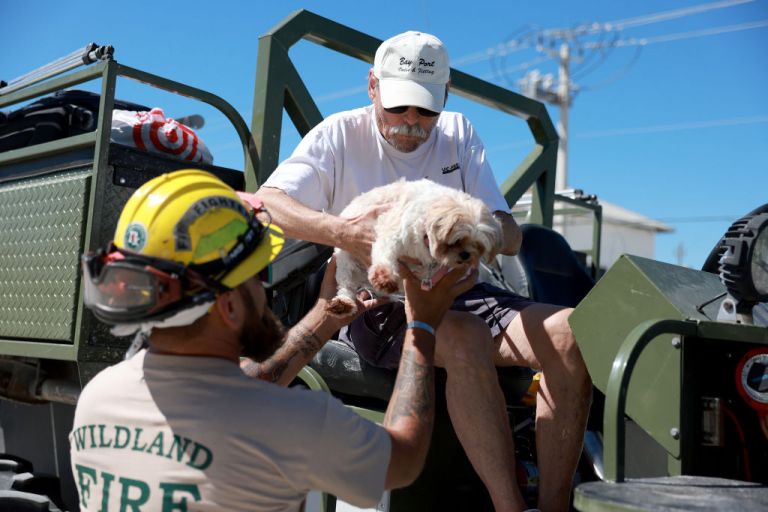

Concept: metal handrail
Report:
left=0, top=59, right=258, bottom=174
left=0, top=43, right=113, bottom=96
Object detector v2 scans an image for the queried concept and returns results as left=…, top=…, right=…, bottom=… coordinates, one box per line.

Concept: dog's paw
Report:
left=369, top=265, right=399, bottom=294
left=326, top=296, right=357, bottom=318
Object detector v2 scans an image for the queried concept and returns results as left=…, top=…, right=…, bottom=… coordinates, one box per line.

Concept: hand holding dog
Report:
left=399, top=262, right=477, bottom=331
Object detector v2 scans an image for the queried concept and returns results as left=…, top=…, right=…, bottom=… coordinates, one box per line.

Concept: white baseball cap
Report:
left=373, top=31, right=450, bottom=114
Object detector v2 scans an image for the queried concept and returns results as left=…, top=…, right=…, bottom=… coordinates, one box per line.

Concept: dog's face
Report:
left=424, top=196, right=502, bottom=270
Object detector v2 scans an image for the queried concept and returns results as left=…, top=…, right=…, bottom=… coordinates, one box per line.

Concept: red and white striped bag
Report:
left=111, top=107, right=213, bottom=164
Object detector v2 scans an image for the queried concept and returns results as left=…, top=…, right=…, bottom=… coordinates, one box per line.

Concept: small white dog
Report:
left=327, top=179, right=503, bottom=317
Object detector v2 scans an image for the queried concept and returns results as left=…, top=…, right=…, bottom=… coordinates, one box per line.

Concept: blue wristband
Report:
left=406, top=320, right=436, bottom=337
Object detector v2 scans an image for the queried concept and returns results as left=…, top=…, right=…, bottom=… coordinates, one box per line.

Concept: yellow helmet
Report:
left=113, top=169, right=283, bottom=289
left=82, top=169, right=284, bottom=325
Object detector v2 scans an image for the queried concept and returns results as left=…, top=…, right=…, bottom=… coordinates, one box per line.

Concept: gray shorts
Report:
left=338, top=283, right=535, bottom=370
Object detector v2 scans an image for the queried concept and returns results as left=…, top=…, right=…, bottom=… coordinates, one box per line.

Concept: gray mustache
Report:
left=388, top=124, right=428, bottom=138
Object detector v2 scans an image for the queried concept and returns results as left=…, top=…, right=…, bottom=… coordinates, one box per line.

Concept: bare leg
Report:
left=435, top=311, right=528, bottom=512
left=496, top=305, right=592, bottom=512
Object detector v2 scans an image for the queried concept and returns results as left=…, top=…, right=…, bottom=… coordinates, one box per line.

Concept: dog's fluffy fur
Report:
left=327, top=179, right=502, bottom=317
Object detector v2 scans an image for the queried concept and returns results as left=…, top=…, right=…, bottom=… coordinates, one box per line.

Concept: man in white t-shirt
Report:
left=254, top=31, right=592, bottom=511
left=71, top=169, right=474, bottom=511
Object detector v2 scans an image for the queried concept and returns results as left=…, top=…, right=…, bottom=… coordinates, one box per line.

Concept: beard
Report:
left=238, top=287, right=286, bottom=362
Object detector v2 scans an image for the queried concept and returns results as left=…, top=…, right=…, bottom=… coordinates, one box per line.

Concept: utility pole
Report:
left=675, top=242, right=686, bottom=267
left=517, top=42, right=573, bottom=192
left=555, top=42, right=571, bottom=192
left=508, top=0, right=755, bottom=192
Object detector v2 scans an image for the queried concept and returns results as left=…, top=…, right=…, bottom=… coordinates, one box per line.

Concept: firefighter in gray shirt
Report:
left=72, top=169, right=474, bottom=511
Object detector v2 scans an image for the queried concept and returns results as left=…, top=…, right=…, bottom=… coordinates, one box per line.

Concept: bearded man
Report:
left=70, top=169, right=473, bottom=511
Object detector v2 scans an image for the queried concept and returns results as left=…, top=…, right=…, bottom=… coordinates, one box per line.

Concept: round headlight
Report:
left=719, top=212, right=768, bottom=308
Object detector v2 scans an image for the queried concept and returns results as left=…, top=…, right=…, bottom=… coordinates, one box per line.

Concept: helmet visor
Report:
left=82, top=254, right=185, bottom=324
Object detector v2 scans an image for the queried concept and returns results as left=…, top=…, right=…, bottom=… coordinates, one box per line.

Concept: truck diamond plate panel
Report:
left=0, top=169, right=91, bottom=342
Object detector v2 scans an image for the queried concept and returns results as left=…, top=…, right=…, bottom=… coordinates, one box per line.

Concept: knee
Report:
left=546, top=308, right=578, bottom=356
left=435, top=313, right=495, bottom=370
left=546, top=308, right=591, bottom=383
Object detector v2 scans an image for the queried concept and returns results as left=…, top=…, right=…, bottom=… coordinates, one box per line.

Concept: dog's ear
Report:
left=425, top=196, right=462, bottom=252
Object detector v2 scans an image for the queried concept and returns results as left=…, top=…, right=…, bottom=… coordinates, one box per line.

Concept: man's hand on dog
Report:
left=341, top=204, right=390, bottom=267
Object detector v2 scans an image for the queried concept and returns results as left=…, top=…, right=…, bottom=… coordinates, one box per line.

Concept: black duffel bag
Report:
left=0, top=89, right=149, bottom=153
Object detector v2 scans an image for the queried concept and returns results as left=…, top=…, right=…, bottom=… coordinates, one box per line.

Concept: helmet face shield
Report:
left=83, top=251, right=187, bottom=324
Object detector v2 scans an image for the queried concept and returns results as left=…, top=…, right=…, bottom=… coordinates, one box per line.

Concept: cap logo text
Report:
left=398, top=57, right=438, bottom=75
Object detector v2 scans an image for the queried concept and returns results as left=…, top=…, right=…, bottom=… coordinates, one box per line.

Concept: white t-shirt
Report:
left=70, top=350, right=390, bottom=512
left=262, top=105, right=510, bottom=215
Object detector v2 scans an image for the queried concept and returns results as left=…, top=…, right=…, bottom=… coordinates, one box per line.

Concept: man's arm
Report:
left=241, top=257, right=385, bottom=385
left=241, top=302, right=337, bottom=386
left=494, top=210, right=522, bottom=256
left=382, top=265, right=477, bottom=489
left=254, top=186, right=384, bottom=266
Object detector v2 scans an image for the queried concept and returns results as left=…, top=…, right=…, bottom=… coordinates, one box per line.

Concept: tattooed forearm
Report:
left=290, top=323, right=324, bottom=358
left=243, top=323, right=324, bottom=384
left=384, top=347, right=434, bottom=428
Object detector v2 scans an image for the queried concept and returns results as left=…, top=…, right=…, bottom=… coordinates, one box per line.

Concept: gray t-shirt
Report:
left=262, top=105, right=510, bottom=215
left=70, top=350, right=390, bottom=511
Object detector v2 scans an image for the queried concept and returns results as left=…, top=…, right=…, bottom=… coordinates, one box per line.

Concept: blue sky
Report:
left=2, top=0, right=766, bottom=269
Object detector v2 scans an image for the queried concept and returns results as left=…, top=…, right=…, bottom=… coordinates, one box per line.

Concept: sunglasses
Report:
left=383, top=105, right=440, bottom=118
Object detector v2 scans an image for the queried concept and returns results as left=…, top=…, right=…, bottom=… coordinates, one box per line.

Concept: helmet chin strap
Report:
left=113, top=301, right=215, bottom=358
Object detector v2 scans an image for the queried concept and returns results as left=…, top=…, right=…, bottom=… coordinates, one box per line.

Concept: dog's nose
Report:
left=458, top=251, right=471, bottom=261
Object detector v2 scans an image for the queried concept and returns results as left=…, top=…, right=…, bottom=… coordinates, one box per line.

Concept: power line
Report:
left=659, top=215, right=741, bottom=223
left=486, top=115, right=768, bottom=152
left=313, top=3, right=766, bottom=106
left=448, top=0, right=756, bottom=67
left=505, top=0, right=762, bottom=190
left=576, top=115, right=768, bottom=138
left=599, top=0, right=753, bottom=31
left=591, top=18, right=768, bottom=48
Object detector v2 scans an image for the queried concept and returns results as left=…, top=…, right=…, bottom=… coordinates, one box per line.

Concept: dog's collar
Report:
left=422, top=260, right=440, bottom=289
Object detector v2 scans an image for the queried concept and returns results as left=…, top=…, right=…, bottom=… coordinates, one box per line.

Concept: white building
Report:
left=514, top=192, right=673, bottom=274
left=557, top=199, right=673, bottom=272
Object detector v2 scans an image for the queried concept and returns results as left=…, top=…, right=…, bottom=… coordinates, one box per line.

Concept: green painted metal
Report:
left=297, top=366, right=330, bottom=392
left=0, top=61, right=107, bottom=109
left=551, top=195, right=603, bottom=274
left=570, top=254, right=768, bottom=487
left=696, top=319, right=768, bottom=343
left=0, top=57, right=255, bottom=366
left=250, top=9, right=559, bottom=226
left=581, top=318, right=768, bottom=509
left=0, top=60, right=257, bottom=180
left=348, top=405, right=385, bottom=424
left=574, top=489, right=647, bottom=512
left=0, top=169, right=90, bottom=346
left=592, top=205, right=603, bottom=274
left=570, top=255, right=727, bottom=459
left=602, top=319, right=697, bottom=482
left=0, top=133, right=97, bottom=167
left=0, top=340, right=77, bottom=360
left=116, top=64, right=258, bottom=177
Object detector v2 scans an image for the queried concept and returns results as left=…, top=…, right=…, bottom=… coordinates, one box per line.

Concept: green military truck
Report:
left=0, top=10, right=766, bottom=512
